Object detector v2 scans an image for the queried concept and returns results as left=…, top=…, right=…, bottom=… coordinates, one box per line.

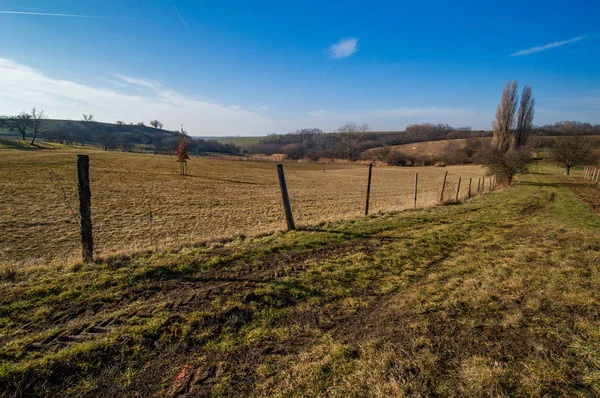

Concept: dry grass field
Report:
left=2, top=164, right=600, bottom=397
left=0, top=148, right=486, bottom=264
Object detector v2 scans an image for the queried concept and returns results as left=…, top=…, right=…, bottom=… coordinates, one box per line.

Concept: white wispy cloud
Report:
left=510, top=35, right=588, bottom=57
left=329, top=38, right=358, bottom=59
left=0, top=58, right=276, bottom=135
left=113, top=74, right=162, bottom=91
left=0, top=58, right=495, bottom=134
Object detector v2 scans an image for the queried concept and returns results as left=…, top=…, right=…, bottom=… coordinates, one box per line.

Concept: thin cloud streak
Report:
left=0, top=10, right=111, bottom=18
left=173, top=6, right=189, bottom=30
left=0, top=10, right=153, bottom=21
left=510, top=35, right=588, bottom=56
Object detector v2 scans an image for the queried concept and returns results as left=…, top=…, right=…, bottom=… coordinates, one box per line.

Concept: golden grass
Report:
left=0, top=148, right=485, bottom=264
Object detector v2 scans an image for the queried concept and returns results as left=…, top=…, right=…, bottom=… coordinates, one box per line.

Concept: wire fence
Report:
left=584, top=166, right=600, bottom=186
left=0, top=151, right=493, bottom=264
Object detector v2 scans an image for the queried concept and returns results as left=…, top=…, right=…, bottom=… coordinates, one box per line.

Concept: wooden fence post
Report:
left=440, top=170, right=448, bottom=203
left=365, top=163, right=373, bottom=216
left=77, top=154, right=94, bottom=262
left=468, top=177, right=472, bottom=199
left=595, top=169, right=600, bottom=183
left=584, top=166, right=588, bottom=179
left=477, top=177, right=481, bottom=193
left=455, top=177, right=462, bottom=202
left=414, top=172, right=418, bottom=208
left=482, top=177, right=485, bottom=192
left=277, top=164, right=295, bottom=230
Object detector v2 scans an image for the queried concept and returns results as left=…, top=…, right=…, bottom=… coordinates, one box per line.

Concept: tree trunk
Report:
left=566, top=166, right=571, bottom=175
left=30, top=131, right=37, bottom=145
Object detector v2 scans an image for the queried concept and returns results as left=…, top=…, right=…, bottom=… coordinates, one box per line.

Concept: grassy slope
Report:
left=212, top=136, right=264, bottom=148
left=1, top=165, right=600, bottom=397
left=0, top=138, right=82, bottom=150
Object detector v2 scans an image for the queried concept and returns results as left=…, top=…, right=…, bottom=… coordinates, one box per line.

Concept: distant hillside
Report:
left=0, top=119, right=242, bottom=154
left=1, top=119, right=177, bottom=144
left=364, top=135, right=600, bottom=166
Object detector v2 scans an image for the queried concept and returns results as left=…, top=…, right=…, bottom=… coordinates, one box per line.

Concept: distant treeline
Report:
left=249, top=121, right=600, bottom=161
left=250, top=124, right=489, bottom=160
left=534, top=121, right=600, bottom=136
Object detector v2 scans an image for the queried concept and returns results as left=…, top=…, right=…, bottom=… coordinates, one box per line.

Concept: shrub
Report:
left=385, top=151, right=408, bottom=166
left=477, top=145, right=531, bottom=184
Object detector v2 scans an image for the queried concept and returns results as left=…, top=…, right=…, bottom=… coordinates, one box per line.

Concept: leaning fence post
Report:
left=277, top=164, right=295, bottom=230
left=584, top=166, right=588, bottom=179
left=414, top=172, right=418, bottom=208
left=439, top=170, right=448, bottom=203
left=77, top=154, right=94, bottom=262
left=468, top=177, right=472, bottom=199
left=482, top=177, right=485, bottom=192
left=477, top=177, right=481, bottom=193
left=455, top=177, right=462, bottom=202
left=365, top=163, right=373, bottom=216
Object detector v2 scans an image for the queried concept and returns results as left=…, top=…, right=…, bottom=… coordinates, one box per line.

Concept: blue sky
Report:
left=0, top=0, right=598, bottom=136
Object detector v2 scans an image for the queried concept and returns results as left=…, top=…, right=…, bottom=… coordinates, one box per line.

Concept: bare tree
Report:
left=335, top=122, right=370, bottom=160
left=550, top=136, right=596, bottom=175
left=82, top=114, right=94, bottom=123
left=29, top=108, right=47, bottom=145
left=5, top=112, right=32, bottom=140
left=97, top=131, right=117, bottom=151
left=116, top=121, right=125, bottom=126
left=337, top=121, right=370, bottom=133
left=150, top=120, right=163, bottom=129
left=514, top=85, right=535, bottom=148
left=492, top=81, right=518, bottom=153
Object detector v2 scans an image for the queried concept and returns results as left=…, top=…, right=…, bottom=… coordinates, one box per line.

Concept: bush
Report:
left=477, top=145, right=531, bottom=184
left=283, top=143, right=307, bottom=160
left=385, top=151, right=408, bottom=166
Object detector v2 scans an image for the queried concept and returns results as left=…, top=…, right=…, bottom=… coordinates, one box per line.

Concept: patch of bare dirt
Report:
left=558, top=177, right=600, bottom=215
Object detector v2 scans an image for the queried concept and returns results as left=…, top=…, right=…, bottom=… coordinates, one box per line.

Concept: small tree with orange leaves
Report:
left=176, top=125, right=190, bottom=175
